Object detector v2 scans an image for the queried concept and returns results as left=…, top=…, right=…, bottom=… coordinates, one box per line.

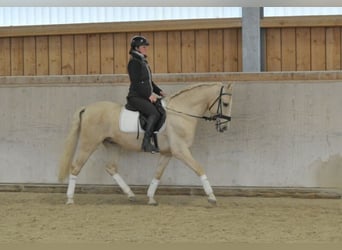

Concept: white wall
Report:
left=1, top=79, right=342, bottom=188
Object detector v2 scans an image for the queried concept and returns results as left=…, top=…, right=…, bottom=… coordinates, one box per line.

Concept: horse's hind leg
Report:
left=66, top=142, right=99, bottom=204
left=147, top=154, right=171, bottom=205
left=104, top=145, right=135, bottom=201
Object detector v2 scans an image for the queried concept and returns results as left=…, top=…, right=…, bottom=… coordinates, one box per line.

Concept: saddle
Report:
left=119, top=99, right=166, bottom=134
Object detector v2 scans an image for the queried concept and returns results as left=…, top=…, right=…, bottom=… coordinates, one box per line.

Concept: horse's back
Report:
left=82, top=101, right=122, bottom=125
left=84, top=101, right=121, bottom=113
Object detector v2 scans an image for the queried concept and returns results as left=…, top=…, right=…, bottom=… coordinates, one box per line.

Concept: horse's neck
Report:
left=168, top=84, right=218, bottom=115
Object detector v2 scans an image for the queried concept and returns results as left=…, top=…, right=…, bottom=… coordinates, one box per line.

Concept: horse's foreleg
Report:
left=172, top=147, right=217, bottom=205
left=105, top=146, right=135, bottom=201
left=147, top=154, right=171, bottom=205
left=200, top=174, right=216, bottom=205
left=66, top=174, right=77, bottom=205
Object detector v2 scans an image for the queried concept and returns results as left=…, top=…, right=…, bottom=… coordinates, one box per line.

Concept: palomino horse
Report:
left=58, top=82, right=233, bottom=205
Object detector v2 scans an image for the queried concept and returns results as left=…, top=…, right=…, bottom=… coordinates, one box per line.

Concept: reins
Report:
left=165, top=86, right=232, bottom=122
left=166, top=108, right=231, bottom=122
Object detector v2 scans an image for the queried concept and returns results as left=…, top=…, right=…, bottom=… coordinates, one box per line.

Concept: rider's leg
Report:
left=141, top=115, right=158, bottom=153
left=127, top=97, right=161, bottom=153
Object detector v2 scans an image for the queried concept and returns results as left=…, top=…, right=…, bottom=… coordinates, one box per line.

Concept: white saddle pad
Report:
left=119, top=108, right=143, bottom=133
left=119, top=101, right=166, bottom=133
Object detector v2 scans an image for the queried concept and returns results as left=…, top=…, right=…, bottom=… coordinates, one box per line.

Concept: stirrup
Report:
left=143, top=146, right=159, bottom=154
left=141, top=142, right=159, bottom=154
left=152, top=146, right=160, bottom=153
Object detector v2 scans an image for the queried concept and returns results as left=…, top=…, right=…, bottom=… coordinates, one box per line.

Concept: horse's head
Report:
left=166, top=82, right=233, bottom=132
left=208, top=83, right=233, bottom=132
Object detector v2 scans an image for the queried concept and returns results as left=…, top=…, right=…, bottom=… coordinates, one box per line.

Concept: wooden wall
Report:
left=1, top=16, right=342, bottom=76
left=263, top=16, right=342, bottom=71
left=0, top=19, right=242, bottom=76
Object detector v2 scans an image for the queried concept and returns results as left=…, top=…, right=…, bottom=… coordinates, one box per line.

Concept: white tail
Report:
left=58, top=107, right=85, bottom=182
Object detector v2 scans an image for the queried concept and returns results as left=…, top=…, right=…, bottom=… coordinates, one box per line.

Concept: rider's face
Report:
left=138, top=45, right=148, bottom=55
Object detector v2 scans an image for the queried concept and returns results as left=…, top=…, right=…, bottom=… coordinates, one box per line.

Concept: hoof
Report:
left=128, top=195, right=136, bottom=202
left=208, top=198, right=217, bottom=206
left=127, top=190, right=136, bottom=202
left=208, top=193, right=217, bottom=206
left=66, top=198, right=74, bottom=205
left=148, top=198, right=159, bottom=206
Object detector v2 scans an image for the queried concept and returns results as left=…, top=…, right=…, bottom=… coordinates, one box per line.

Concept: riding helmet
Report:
left=130, top=36, right=150, bottom=49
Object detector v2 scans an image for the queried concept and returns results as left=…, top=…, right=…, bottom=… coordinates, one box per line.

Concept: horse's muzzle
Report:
left=218, top=126, right=227, bottom=133
left=216, top=119, right=229, bottom=132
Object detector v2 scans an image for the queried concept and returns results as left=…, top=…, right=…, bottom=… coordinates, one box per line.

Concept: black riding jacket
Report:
left=127, top=50, right=162, bottom=100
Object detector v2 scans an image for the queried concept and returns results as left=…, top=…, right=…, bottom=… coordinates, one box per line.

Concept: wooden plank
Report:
left=311, top=28, right=326, bottom=71
left=0, top=18, right=242, bottom=38
left=3, top=72, right=342, bottom=86
left=11, top=37, right=24, bottom=76
left=223, top=28, right=238, bottom=72
left=23, top=37, right=36, bottom=76
left=74, top=35, right=87, bottom=75
left=296, top=28, right=311, bottom=71
left=4, top=16, right=342, bottom=38
left=209, top=29, right=224, bottom=72
left=100, top=33, right=114, bottom=74
left=153, top=32, right=168, bottom=73
left=167, top=31, right=182, bottom=73
left=113, top=33, right=127, bottom=74
left=237, top=28, right=242, bottom=72
left=281, top=28, right=296, bottom=71
left=195, top=30, right=209, bottom=72
left=0, top=183, right=340, bottom=199
left=261, top=15, right=342, bottom=28
left=4, top=16, right=342, bottom=39
left=61, top=35, right=75, bottom=75
left=265, top=28, right=281, bottom=71
left=48, top=36, right=62, bottom=75
left=0, top=38, right=11, bottom=76
left=181, top=30, right=195, bottom=73
left=326, top=27, right=341, bottom=70
left=36, top=36, right=49, bottom=75
left=87, top=34, right=100, bottom=74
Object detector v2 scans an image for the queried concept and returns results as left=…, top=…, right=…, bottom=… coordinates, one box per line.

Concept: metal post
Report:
left=242, top=7, right=264, bottom=72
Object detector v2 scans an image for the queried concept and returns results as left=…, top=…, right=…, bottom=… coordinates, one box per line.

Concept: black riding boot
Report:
left=142, top=115, right=159, bottom=153
left=152, top=134, right=159, bottom=152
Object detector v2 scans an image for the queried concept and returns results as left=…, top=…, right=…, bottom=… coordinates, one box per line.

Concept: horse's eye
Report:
left=223, top=103, right=229, bottom=107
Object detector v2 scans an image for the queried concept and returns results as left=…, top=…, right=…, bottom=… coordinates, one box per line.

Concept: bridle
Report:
left=166, top=86, right=232, bottom=132
left=208, top=86, right=232, bottom=132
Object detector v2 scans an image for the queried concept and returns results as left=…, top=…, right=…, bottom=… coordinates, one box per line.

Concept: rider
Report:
left=126, top=35, right=166, bottom=153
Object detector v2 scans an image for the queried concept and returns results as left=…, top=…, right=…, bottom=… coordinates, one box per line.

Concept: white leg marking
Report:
left=200, top=175, right=213, bottom=195
left=147, top=178, right=160, bottom=205
left=200, top=175, right=217, bottom=204
left=147, top=178, right=160, bottom=198
left=112, top=173, right=135, bottom=200
left=66, top=174, right=77, bottom=205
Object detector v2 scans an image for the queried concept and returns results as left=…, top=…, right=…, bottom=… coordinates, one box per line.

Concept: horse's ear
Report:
left=224, top=81, right=234, bottom=89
